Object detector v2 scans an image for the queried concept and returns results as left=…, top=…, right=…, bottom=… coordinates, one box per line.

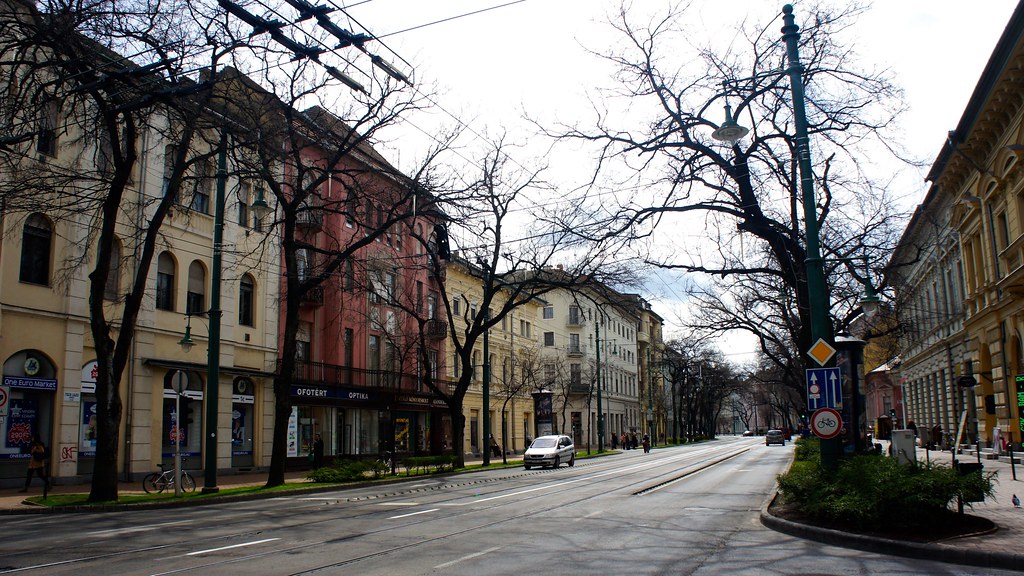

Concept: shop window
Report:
left=238, top=274, right=255, bottom=326
left=19, top=213, right=52, bottom=285
left=156, top=251, right=176, bottom=311
left=162, top=371, right=203, bottom=460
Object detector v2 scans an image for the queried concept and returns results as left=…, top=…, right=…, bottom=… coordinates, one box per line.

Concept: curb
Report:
left=760, top=491, right=1024, bottom=573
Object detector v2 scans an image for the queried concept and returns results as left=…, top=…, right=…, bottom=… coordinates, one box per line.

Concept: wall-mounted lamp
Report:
left=179, top=315, right=195, bottom=353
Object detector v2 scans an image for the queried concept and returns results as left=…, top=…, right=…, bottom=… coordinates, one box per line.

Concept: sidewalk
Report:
left=762, top=442, right=1024, bottom=572
left=0, top=455, right=499, bottom=513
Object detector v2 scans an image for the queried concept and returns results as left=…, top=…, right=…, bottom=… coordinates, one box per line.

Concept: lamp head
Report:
left=712, top=103, right=749, bottom=144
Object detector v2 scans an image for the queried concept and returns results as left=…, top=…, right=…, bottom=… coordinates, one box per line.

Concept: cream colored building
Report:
left=0, top=100, right=280, bottom=484
left=442, top=259, right=543, bottom=456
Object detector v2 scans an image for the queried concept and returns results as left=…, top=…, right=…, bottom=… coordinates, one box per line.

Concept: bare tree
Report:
left=542, top=2, right=908, bottom=389
left=0, top=0, right=247, bottom=501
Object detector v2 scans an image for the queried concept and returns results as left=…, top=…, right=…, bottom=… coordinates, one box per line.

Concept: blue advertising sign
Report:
left=806, top=367, right=842, bottom=411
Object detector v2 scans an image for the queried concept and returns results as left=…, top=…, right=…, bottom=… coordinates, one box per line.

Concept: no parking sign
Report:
left=0, top=385, right=8, bottom=417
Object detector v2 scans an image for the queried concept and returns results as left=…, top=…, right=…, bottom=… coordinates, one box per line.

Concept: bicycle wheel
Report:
left=143, top=472, right=165, bottom=494
left=179, top=472, right=196, bottom=493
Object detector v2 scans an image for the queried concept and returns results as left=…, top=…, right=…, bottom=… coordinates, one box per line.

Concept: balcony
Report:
left=280, top=359, right=459, bottom=395
left=425, top=318, right=448, bottom=339
left=567, top=344, right=586, bottom=357
left=301, top=285, right=324, bottom=306
left=296, top=204, right=323, bottom=231
left=569, top=382, right=590, bottom=394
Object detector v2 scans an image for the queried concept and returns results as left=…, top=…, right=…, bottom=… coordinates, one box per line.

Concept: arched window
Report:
left=239, top=274, right=255, bottom=327
left=156, top=252, right=176, bottom=311
left=103, top=238, right=122, bottom=300
left=186, top=260, right=206, bottom=315
left=19, top=213, right=52, bottom=285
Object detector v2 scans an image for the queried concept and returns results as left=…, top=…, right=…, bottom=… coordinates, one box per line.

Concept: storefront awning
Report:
left=142, top=358, right=276, bottom=379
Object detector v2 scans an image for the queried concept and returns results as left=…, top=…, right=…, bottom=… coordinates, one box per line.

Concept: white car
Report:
left=524, top=435, right=575, bottom=469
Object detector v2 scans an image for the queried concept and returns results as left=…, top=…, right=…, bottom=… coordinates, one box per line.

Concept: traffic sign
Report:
left=807, top=338, right=836, bottom=366
left=811, top=408, right=842, bottom=439
left=0, top=385, right=8, bottom=417
left=806, top=367, right=842, bottom=411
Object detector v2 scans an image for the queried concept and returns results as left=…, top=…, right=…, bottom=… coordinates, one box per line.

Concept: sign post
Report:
left=171, top=370, right=187, bottom=497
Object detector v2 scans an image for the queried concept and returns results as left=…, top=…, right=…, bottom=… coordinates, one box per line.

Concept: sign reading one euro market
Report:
left=3, top=376, right=57, bottom=391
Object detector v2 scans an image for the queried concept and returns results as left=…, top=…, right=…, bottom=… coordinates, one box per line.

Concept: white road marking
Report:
left=388, top=508, right=439, bottom=519
left=89, top=519, right=192, bottom=537
left=575, top=510, right=603, bottom=521
left=186, top=538, right=280, bottom=556
left=434, top=546, right=503, bottom=568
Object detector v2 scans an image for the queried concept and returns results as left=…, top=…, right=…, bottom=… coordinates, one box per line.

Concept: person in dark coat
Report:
left=20, top=435, right=49, bottom=497
left=312, top=433, right=325, bottom=468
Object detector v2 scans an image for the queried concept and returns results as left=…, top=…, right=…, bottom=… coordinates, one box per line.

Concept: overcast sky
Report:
left=340, top=0, right=1019, bottom=363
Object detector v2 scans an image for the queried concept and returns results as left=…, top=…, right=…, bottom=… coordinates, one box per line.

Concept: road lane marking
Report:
left=89, top=519, right=192, bottom=537
left=186, top=538, right=280, bottom=556
left=388, top=508, right=439, bottom=519
left=434, top=546, right=503, bottom=568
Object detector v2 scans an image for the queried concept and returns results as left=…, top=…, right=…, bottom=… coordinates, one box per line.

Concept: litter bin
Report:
left=956, top=461, right=985, bottom=503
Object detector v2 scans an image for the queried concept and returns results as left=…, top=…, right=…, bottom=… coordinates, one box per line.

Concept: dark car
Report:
left=765, top=429, right=786, bottom=446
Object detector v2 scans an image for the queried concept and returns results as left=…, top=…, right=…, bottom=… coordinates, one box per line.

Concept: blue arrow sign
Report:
left=806, top=367, right=842, bottom=411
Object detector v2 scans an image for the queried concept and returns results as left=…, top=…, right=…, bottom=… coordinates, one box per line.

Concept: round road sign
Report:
left=811, top=408, right=842, bottom=439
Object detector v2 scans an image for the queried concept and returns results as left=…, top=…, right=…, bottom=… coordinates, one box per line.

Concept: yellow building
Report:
left=0, top=75, right=280, bottom=484
left=442, top=259, right=543, bottom=457
left=939, top=5, right=1024, bottom=447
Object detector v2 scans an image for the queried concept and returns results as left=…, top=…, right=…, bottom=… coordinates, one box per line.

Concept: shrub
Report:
left=402, top=455, right=458, bottom=475
left=308, top=459, right=379, bottom=483
left=777, top=452, right=995, bottom=530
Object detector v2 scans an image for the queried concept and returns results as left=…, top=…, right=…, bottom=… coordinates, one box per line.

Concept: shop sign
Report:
left=81, top=361, right=98, bottom=393
left=290, top=385, right=374, bottom=402
left=232, top=394, right=255, bottom=404
left=4, top=376, right=57, bottom=391
left=396, top=394, right=447, bottom=407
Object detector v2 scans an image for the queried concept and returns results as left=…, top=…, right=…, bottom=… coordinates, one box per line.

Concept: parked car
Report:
left=742, top=430, right=754, bottom=436
left=524, top=435, right=575, bottom=469
left=765, top=429, right=786, bottom=446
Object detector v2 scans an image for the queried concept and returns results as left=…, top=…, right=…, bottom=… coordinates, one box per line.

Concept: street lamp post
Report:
left=713, top=4, right=838, bottom=469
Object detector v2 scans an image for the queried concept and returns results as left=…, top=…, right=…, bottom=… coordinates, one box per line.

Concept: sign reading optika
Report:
left=289, top=385, right=374, bottom=402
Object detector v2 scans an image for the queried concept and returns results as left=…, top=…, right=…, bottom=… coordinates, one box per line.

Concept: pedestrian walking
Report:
left=642, top=434, right=651, bottom=453
left=312, top=433, right=324, bottom=469
left=20, top=435, right=49, bottom=497
left=611, top=433, right=618, bottom=449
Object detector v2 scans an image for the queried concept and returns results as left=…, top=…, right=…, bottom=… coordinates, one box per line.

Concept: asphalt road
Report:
left=0, top=437, right=1012, bottom=575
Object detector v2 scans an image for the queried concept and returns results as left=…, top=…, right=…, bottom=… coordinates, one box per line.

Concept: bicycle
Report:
left=374, top=451, right=395, bottom=476
left=143, top=462, right=196, bottom=494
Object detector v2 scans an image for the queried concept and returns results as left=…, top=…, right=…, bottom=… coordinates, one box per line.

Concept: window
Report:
left=383, top=271, right=397, bottom=303
left=252, top=186, right=266, bottom=232
left=368, top=335, right=380, bottom=386
left=238, top=182, right=251, bottom=227
left=344, top=260, right=355, bottom=292
left=191, top=160, right=212, bottom=213
left=36, top=101, right=58, bottom=157
left=544, top=364, right=556, bottom=385
left=569, top=333, right=581, bottom=354
left=568, top=305, right=582, bottom=325
left=156, top=252, right=176, bottom=311
left=543, top=305, right=554, bottom=319
left=296, top=249, right=310, bottom=282
left=543, top=331, right=555, bottom=347
left=186, top=260, right=206, bottom=315
left=103, top=238, right=122, bottom=300
left=428, top=292, right=438, bottom=319
left=20, top=214, right=51, bottom=285
left=295, top=340, right=310, bottom=362
left=161, top=145, right=176, bottom=197
left=239, top=274, right=255, bottom=326
left=470, top=302, right=478, bottom=320
left=453, top=297, right=462, bottom=316
left=570, top=363, right=581, bottom=387
left=428, top=350, right=438, bottom=379
left=416, top=281, right=423, bottom=313
left=520, top=320, right=531, bottom=338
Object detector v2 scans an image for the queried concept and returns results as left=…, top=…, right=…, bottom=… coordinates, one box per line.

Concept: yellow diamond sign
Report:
left=807, top=338, right=836, bottom=367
